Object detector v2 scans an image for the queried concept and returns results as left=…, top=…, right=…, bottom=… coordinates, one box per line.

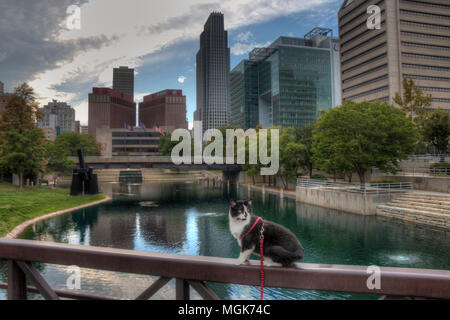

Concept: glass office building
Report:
left=230, top=29, right=341, bottom=129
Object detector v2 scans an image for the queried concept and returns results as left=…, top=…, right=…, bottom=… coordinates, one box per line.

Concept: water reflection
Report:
left=0, top=181, right=449, bottom=300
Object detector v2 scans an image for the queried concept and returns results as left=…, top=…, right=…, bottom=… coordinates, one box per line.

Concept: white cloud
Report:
left=19, top=0, right=334, bottom=122
left=231, top=41, right=271, bottom=56
left=178, top=76, right=187, bottom=83
left=235, top=31, right=253, bottom=42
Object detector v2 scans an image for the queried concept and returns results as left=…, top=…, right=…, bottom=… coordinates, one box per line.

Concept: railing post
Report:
left=176, top=279, right=190, bottom=300
left=7, top=260, right=27, bottom=300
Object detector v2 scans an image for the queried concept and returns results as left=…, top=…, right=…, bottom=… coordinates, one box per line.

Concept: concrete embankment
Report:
left=295, top=186, right=394, bottom=216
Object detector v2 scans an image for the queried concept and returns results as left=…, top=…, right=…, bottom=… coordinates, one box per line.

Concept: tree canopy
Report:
left=0, top=129, right=46, bottom=188
left=0, top=83, right=42, bottom=133
left=53, top=132, right=101, bottom=157
left=421, top=108, right=450, bottom=154
left=312, top=100, right=419, bottom=183
left=393, top=78, right=432, bottom=124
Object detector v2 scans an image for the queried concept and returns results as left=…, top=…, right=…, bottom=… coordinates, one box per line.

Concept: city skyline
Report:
left=0, top=0, right=342, bottom=126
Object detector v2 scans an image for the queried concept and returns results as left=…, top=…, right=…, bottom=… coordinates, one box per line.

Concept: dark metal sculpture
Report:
left=70, top=149, right=98, bottom=196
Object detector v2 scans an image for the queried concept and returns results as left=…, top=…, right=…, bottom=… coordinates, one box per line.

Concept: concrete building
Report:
left=95, top=126, right=161, bottom=157
left=37, top=100, right=75, bottom=134
left=0, top=81, right=9, bottom=120
left=195, top=12, right=230, bottom=133
left=74, top=120, right=80, bottom=133
left=113, top=66, right=134, bottom=101
left=230, top=29, right=341, bottom=129
left=339, top=0, right=450, bottom=111
left=80, top=125, right=89, bottom=134
left=41, top=127, right=57, bottom=141
left=139, top=89, right=188, bottom=132
left=88, top=87, right=136, bottom=137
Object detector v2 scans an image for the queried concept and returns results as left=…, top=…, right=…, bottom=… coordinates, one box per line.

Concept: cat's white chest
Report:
left=229, top=213, right=250, bottom=247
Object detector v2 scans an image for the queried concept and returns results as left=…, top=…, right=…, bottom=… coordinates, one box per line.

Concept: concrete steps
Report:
left=376, top=192, right=450, bottom=229
left=390, top=200, right=450, bottom=212
left=377, top=205, right=450, bottom=228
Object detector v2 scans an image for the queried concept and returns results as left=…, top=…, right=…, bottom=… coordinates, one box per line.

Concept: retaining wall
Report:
left=295, top=186, right=395, bottom=216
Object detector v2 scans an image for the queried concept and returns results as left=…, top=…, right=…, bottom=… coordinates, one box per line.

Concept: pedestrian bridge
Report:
left=69, top=156, right=242, bottom=172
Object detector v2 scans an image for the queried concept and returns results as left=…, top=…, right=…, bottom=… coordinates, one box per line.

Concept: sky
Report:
left=0, top=0, right=342, bottom=126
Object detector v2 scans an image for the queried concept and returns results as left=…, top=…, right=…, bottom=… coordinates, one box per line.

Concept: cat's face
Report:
left=229, top=200, right=252, bottom=221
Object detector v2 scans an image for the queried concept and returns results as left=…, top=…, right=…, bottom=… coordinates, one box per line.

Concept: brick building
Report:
left=88, top=88, right=136, bottom=137
left=139, top=89, right=188, bottom=132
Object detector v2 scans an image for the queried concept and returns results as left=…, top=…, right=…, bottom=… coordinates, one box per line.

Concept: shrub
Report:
left=369, top=179, right=397, bottom=184
left=311, top=174, right=327, bottom=180
left=430, top=162, right=450, bottom=169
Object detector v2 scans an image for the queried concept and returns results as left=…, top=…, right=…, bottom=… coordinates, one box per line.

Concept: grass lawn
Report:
left=0, top=183, right=106, bottom=237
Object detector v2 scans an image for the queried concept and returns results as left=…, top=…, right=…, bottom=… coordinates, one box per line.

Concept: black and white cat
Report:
left=229, top=200, right=304, bottom=267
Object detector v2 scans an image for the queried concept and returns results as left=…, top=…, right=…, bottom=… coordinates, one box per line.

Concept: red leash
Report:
left=240, top=217, right=265, bottom=300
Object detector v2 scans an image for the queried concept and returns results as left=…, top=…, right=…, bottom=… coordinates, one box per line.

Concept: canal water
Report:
left=1, top=181, right=449, bottom=300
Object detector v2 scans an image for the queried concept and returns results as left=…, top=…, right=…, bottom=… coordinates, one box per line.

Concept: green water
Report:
left=1, top=181, right=449, bottom=300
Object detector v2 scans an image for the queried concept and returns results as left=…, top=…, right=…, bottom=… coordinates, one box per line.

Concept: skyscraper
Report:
left=139, top=89, right=188, bottom=132
left=338, top=0, right=450, bottom=112
left=195, top=12, right=230, bottom=133
left=88, top=88, right=136, bottom=137
left=230, top=29, right=341, bottom=129
left=113, top=66, right=134, bottom=101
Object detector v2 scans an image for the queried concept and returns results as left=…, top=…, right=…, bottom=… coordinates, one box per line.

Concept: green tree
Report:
left=421, top=108, right=450, bottom=154
left=0, top=83, right=42, bottom=132
left=54, top=132, right=100, bottom=156
left=0, top=129, right=46, bottom=189
left=393, top=78, right=432, bottom=124
left=313, top=100, right=419, bottom=183
left=45, top=139, right=75, bottom=178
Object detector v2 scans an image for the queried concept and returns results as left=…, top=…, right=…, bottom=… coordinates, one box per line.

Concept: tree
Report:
left=0, top=83, right=42, bottom=133
left=313, top=100, right=419, bottom=183
left=393, top=78, right=432, bottom=124
left=278, top=132, right=304, bottom=189
left=0, top=129, right=46, bottom=189
left=45, top=139, right=75, bottom=179
left=421, top=108, right=450, bottom=154
left=54, top=132, right=100, bottom=156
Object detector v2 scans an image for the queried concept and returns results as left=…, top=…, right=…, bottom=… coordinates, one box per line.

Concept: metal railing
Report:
left=374, top=167, right=450, bottom=177
left=406, top=154, right=450, bottom=163
left=0, top=239, right=449, bottom=300
left=297, top=179, right=413, bottom=195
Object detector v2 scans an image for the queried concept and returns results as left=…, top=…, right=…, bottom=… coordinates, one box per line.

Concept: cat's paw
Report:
left=235, top=259, right=250, bottom=266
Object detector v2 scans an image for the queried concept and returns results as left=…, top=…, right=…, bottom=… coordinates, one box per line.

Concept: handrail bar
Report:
left=0, top=239, right=449, bottom=299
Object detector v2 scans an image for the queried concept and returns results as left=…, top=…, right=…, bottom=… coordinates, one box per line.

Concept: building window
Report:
left=345, top=86, right=389, bottom=100
left=403, top=74, right=450, bottom=82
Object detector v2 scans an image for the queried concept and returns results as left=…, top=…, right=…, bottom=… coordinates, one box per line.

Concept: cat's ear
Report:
left=230, top=200, right=237, bottom=207
left=246, top=199, right=252, bottom=206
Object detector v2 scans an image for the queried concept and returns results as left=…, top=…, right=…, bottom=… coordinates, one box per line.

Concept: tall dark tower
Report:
left=195, top=12, right=230, bottom=134
left=113, top=66, right=134, bottom=101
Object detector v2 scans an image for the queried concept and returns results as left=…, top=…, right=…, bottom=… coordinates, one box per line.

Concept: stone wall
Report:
left=295, top=186, right=395, bottom=216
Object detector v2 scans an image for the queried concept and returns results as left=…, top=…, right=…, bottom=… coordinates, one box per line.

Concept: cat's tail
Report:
left=266, top=246, right=304, bottom=266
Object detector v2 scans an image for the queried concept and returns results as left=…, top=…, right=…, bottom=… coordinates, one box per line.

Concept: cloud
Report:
left=231, top=31, right=271, bottom=56
left=235, top=31, right=253, bottom=42
left=231, top=41, right=272, bottom=56
left=178, top=76, right=187, bottom=84
left=0, top=0, right=335, bottom=122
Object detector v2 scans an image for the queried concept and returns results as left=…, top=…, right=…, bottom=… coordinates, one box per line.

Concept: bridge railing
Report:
left=0, top=239, right=449, bottom=300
